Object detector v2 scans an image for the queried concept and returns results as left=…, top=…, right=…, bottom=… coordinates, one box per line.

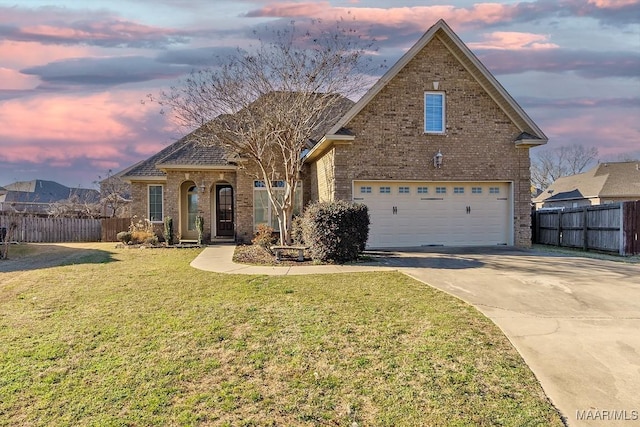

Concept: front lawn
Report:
left=0, top=244, right=563, bottom=426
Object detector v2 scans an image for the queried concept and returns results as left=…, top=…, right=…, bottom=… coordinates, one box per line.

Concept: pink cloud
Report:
left=587, top=0, right=640, bottom=8
left=542, top=111, right=640, bottom=158
left=0, top=40, right=92, bottom=69
left=19, top=20, right=183, bottom=44
left=1, top=5, right=185, bottom=48
left=0, top=90, right=171, bottom=165
left=246, top=2, right=517, bottom=29
left=0, top=67, right=40, bottom=90
left=468, top=32, right=559, bottom=50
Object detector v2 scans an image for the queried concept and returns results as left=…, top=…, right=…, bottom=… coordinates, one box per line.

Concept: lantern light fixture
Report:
left=433, top=150, right=443, bottom=168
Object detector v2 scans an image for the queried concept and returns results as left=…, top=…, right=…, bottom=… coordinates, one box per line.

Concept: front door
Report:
left=216, top=185, right=234, bottom=237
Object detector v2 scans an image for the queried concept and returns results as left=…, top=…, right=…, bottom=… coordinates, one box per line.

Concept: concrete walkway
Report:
left=190, top=244, right=396, bottom=275
left=191, top=245, right=640, bottom=426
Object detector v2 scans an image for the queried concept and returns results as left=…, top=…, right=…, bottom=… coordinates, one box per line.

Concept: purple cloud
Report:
left=21, top=57, right=192, bottom=86
left=0, top=6, right=188, bottom=48
left=478, top=49, right=640, bottom=79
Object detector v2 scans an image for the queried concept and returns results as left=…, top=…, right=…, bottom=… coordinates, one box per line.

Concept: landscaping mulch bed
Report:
left=232, top=244, right=318, bottom=266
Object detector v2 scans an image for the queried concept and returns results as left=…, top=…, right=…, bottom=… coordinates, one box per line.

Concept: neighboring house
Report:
left=122, top=19, right=547, bottom=248
left=0, top=180, right=100, bottom=215
left=533, top=161, right=640, bottom=210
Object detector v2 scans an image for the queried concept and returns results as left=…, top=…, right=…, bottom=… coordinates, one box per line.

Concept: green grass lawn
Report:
left=0, top=244, right=564, bottom=426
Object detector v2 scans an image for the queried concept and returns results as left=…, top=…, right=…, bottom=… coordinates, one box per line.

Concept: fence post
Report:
left=583, top=207, right=588, bottom=252
left=557, top=211, right=563, bottom=247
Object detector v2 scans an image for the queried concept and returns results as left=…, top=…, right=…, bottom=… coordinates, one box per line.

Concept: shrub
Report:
left=195, top=216, right=204, bottom=244
left=252, top=224, right=277, bottom=251
left=116, top=231, right=132, bottom=244
left=164, top=217, right=174, bottom=245
left=144, top=235, right=159, bottom=246
left=301, top=201, right=369, bottom=263
left=291, top=216, right=305, bottom=245
left=127, top=216, right=158, bottom=245
left=131, top=230, right=155, bottom=244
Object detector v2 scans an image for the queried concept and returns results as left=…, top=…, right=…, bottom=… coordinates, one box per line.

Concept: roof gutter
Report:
left=303, top=134, right=356, bottom=162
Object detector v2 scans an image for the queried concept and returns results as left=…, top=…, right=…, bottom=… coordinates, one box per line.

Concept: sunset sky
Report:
left=1, top=0, right=638, bottom=189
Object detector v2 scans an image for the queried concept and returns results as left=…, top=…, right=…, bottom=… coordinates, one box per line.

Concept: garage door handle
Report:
left=393, top=206, right=398, bottom=215
left=466, top=206, right=471, bottom=214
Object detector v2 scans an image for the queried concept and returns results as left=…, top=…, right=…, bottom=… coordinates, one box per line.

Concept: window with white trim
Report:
left=148, top=185, right=163, bottom=222
left=253, top=181, right=302, bottom=231
left=360, top=186, right=372, bottom=194
left=424, top=92, right=445, bottom=133
left=399, top=186, right=410, bottom=194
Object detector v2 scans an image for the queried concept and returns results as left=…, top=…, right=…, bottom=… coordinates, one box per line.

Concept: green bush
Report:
left=164, top=217, right=174, bottom=245
left=195, top=216, right=204, bottom=244
left=301, top=201, right=369, bottom=263
left=116, top=231, right=132, bottom=244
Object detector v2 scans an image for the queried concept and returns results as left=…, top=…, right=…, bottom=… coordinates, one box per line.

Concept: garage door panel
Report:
left=354, top=181, right=511, bottom=248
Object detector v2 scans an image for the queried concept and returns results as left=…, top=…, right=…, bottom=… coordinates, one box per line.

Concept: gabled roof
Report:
left=533, top=161, right=640, bottom=203
left=324, top=19, right=547, bottom=144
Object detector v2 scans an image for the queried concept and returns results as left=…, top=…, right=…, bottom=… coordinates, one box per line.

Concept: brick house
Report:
left=122, top=19, right=547, bottom=247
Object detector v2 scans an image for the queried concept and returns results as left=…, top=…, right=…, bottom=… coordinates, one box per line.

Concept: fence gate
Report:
left=623, top=201, right=640, bottom=255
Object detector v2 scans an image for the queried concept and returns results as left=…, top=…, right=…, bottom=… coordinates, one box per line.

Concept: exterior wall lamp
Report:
left=433, top=150, right=443, bottom=168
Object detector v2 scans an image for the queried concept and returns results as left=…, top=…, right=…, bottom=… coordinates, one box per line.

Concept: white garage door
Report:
left=353, top=181, right=512, bottom=248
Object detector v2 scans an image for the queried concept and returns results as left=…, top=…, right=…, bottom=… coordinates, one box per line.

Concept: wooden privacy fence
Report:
left=0, top=215, right=101, bottom=243
left=101, top=217, right=132, bottom=242
left=532, top=201, right=640, bottom=256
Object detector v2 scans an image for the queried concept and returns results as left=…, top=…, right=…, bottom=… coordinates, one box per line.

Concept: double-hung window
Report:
left=424, top=92, right=445, bottom=134
left=148, top=185, right=163, bottom=222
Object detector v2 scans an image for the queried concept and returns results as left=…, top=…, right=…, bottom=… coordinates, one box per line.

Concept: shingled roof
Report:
left=122, top=91, right=354, bottom=179
left=534, top=161, right=640, bottom=204
left=122, top=128, right=232, bottom=179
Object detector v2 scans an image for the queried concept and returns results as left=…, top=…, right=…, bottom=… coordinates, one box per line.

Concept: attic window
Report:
left=424, top=92, right=445, bottom=134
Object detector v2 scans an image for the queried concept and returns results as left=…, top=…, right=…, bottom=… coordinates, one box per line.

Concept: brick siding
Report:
left=310, top=36, right=534, bottom=247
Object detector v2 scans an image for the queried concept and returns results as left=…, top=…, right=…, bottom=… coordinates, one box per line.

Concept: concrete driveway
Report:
left=379, top=247, right=640, bottom=427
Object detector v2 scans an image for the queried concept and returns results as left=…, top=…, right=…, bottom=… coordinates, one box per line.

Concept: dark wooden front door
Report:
left=216, top=185, right=234, bottom=237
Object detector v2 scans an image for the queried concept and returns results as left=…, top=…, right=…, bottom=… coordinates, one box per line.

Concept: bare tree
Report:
left=531, top=144, right=599, bottom=191
left=49, top=194, right=102, bottom=218
left=96, top=170, right=131, bottom=218
left=152, top=21, right=375, bottom=244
